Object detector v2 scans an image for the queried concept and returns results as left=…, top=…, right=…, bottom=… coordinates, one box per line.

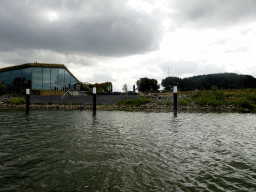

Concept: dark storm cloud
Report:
left=170, top=0, right=256, bottom=28
left=0, top=0, right=162, bottom=57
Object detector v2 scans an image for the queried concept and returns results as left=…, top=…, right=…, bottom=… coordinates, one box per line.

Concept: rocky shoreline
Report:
left=0, top=95, right=255, bottom=113
left=0, top=103, right=253, bottom=113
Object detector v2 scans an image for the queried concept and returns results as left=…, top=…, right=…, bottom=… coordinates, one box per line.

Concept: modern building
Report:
left=0, top=63, right=80, bottom=91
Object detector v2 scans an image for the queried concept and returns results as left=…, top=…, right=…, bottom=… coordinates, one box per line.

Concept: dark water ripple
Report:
left=1, top=109, right=256, bottom=191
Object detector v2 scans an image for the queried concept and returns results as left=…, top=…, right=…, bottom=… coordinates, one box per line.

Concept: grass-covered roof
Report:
left=0, top=63, right=81, bottom=83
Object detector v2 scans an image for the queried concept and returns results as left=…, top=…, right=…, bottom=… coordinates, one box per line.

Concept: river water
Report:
left=1, top=109, right=256, bottom=191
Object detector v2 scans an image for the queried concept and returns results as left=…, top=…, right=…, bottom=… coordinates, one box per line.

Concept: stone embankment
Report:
left=0, top=94, right=253, bottom=113
left=0, top=95, right=13, bottom=104
left=0, top=103, right=248, bottom=113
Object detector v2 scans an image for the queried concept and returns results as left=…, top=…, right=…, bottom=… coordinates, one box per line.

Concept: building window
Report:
left=43, top=68, right=50, bottom=90
left=12, top=69, right=22, bottom=88
left=32, top=67, right=42, bottom=89
left=1, top=71, right=12, bottom=86
left=58, top=68, right=65, bottom=91
left=51, top=68, right=58, bottom=90
left=64, top=70, right=71, bottom=91
left=22, top=68, right=32, bottom=89
left=59, top=68, right=64, bottom=82
left=71, top=76, right=77, bottom=89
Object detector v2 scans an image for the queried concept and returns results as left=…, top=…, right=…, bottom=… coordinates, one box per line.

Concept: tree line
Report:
left=136, top=73, right=256, bottom=92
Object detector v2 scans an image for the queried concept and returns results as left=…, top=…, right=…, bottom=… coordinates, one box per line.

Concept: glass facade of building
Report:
left=0, top=67, right=79, bottom=91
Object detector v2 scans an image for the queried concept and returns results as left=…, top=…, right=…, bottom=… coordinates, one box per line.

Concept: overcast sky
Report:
left=1, top=0, right=256, bottom=91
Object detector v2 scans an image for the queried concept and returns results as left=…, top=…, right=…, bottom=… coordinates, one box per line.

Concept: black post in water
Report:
left=26, top=89, right=30, bottom=114
left=93, top=87, right=96, bottom=113
left=173, top=86, right=177, bottom=116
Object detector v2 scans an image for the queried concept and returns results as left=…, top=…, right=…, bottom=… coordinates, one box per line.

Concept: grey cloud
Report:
left=86, top=72, right=115, bottom=84
left=0, top=0, right=162, bottom=58
left=0, top=50, right=37, bottom=65
left=160, top=61, right=199, bottom=76
left=24, top=0, right=85, bottom=11
left=0, top=49, right=96, bottom=66
left=170, top=0, right=256, bottom=29
left=160, top=60, right=226, bottom=77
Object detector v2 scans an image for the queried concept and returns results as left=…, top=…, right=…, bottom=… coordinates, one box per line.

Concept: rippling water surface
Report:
left=1, top=109, right=256, bottom=191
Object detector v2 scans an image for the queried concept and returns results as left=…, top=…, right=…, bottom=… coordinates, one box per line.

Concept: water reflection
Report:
left=93, top=111, right=96, bottom=117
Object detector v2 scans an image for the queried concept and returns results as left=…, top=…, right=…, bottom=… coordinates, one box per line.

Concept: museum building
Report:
left=0, top=63, right=80, bottom=91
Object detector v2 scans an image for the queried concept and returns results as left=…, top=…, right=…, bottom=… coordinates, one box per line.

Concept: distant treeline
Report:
left=161, top=73, right=256, bottom=91
left=136, top=73, right=256, bottom=92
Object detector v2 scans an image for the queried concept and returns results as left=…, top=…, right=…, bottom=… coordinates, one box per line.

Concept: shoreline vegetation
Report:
left=1, top=88, right=256, bottom=113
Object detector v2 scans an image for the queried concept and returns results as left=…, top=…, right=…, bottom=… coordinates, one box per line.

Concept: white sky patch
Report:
left=69, top=53, right=165, bottom=92
left=160, top=23, right=256, bottom=69
left=127, top=0, right=171, bottom=15
left=45, top=10, right=59, bottom=22
left=127, top=0, right=155, bottom=13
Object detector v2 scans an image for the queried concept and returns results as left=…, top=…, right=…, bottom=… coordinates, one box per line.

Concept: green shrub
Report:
left=194, top=97, right=223, bottom=106
left=117, top=97, right=150, bottom=106
left=191, top=90, right=201, bottom=99
left=11, top=97, right=26, bottom=105
left=194, top=97, right=208, bottom=106
left=245, top=93, right=256, bottom=102
left=207, top=99, right=224, bottom=107
left=238, top=99, right=255, bottom=109
left=239, top=90, right=243, bottom=97
left=178, top=98, right=189, bottom=105
left=157, top=100, right=162, bottom=105
left=211, top=85, right=218, bottom=92
left=0, top=83, right=7, bottom=95
left=191, top=89, right=226, bottom=106
left=213, top=90, right=225, bottom=100
left=165, top=99, right=172, bottom=105
left=225, top=93, right=235, bottom=98
left=117, top=99, right=133, bottom=105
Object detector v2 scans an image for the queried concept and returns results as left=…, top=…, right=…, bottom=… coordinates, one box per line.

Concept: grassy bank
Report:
left=120, top=88, right=256, bottom=110
left=1, top=88, right=256, bottom=112
left=178, top=88, right=256, bottom=109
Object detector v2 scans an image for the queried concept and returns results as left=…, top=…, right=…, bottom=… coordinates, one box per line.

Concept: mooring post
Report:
left=26, top=88, right=30, bottom=114
left=93, top=87, right=96, bottom=112
left=173, top=86, right=177, bottom=115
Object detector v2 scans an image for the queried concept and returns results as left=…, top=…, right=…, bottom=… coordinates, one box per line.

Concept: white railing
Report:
left=61, top=88, right=75, bottom=103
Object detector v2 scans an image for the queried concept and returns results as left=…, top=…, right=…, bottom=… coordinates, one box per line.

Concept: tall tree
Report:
left=161, top=77, right=181, bottom=91
left=122, top=83, right=128, bottom=93
left=136, top=77, right=159, bottom=92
